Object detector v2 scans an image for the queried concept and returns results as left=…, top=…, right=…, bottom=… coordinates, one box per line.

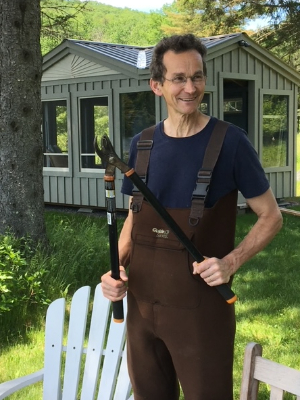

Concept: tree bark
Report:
left=0, top=0, right=47, bottom=244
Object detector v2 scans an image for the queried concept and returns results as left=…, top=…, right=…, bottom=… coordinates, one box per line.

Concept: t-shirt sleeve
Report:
left=233, top=132, right=270, bottom=199
left=121, top=134, right=139, bottom=196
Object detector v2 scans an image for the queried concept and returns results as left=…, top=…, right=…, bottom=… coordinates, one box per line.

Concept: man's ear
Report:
left=150, top=79, right=163, bottom=96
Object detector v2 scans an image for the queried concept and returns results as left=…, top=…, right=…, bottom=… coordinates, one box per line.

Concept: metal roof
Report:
left=200, top=33, right=241, bottom=48
left=68, top=33, right=242, bottom=69
left=68, top=39, right=154, bottom=69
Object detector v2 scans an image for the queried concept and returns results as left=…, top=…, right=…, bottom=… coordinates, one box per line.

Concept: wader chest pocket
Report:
left=129, top=230, right=203, bottom=309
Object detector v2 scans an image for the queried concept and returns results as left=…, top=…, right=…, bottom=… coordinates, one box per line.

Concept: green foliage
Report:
left=262, top=141, right=287, bottom=168
left=0, top=211, right=115, bottom=340
left=163, top=0, right=245, bottom=36
left=262, top=94, right=289, bottom=168
left=0, top=236, right=49, bottom=316
left=253, top=23, right=300, bottom=71
left=40, top=0, right=167, bottom=54
left=162, top=0, right=300, bottom=72
left=44, top=211, right=111, bottom=293
left=39, top=0, right=300, bottom=71
left=94, top=106, right=109, bottom=139
left=39, top=0, right=300, bottom=73
left=41, top=0, right=89, bottom=54
left=81, top=3, right=165, bottom=46
left=56, top=105, right=68, bottom=152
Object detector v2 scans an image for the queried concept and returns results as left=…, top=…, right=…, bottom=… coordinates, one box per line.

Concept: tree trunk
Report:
left=0, top=0, right=47, bottom=245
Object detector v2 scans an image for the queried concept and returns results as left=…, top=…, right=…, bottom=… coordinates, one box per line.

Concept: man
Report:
left=101, top=34, right=282, bottom=400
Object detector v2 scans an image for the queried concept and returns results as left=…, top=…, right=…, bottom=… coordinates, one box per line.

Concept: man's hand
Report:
left=101, top=267, right=128, bottom=301
left=193, top=258, right=232, bottom=286
left=193, top=189, right=282, bottom=288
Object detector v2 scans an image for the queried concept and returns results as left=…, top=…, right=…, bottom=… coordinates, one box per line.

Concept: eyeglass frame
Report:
left=162, top=73, right=207, bottom=86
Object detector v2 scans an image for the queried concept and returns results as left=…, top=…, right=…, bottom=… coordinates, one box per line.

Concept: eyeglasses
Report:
left=163, top=73, right=206, bottom=86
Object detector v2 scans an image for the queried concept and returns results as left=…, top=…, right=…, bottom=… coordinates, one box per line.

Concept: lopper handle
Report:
left=112, top=301, right=124, bottom=323
left=215, top=284, right=237, bottom=304
left=105, top=176, right=124, bottom=323
left=110, top=268, right=124, bottom=323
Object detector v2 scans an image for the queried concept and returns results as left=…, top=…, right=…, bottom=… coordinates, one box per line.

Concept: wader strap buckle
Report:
left=131, top=176, right=146, bottom=212
left=193, top=169, right=212, bottom=198
left=131, top=126, right=156, bottom=213
left=130, top=201, right=141, bottom=213
left=137, top=140, right=153, bottom=151
left=189, top=120, right=229, bottom=225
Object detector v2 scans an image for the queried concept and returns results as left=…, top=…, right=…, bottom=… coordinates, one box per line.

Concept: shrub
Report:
left=0, top=211, right=121, bottom=340
left=44, top=212, right=112, bottom=293
left=0, top=235, right=49, bottom=316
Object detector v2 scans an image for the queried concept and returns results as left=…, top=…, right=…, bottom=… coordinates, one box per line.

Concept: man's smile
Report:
left=178, top=96, right=198, bottom=102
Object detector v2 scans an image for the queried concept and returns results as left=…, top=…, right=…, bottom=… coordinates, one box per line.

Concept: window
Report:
left=120, top=91, right=156, bottom=163
left=262, top=95, right=288, bottom=168
left=224, top=98, right=243, bottom=113
left=43, top=100, right=68, bottom=168
left=199, top=93, right=210, bottom=115
left=80, top=97, right=109, bottom=169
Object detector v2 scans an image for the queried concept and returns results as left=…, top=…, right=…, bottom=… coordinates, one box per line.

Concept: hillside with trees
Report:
left=40, top=0, right=300, bottom=73
left=40, top=0, right=167, bottom=54
left=162, top=0, right=300, bottom=72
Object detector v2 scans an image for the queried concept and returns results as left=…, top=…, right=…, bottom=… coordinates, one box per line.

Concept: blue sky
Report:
left=94, top=0, right=172, bottom=12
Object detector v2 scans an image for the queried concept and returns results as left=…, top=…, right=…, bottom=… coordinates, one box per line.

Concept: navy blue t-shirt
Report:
left=121, top=117, right=269, bottom=209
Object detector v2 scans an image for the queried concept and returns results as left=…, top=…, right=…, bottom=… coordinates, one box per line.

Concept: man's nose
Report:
left=184, top=77, right=197, bottom=93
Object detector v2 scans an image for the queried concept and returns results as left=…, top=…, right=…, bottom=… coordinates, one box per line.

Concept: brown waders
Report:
left=127, top=122, right=237, bottom=400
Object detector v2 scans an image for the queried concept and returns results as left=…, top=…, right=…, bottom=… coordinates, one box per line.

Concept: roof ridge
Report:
left=201, top=32, right=242, bottom=40
left=68, top=38, right=154, bottom=51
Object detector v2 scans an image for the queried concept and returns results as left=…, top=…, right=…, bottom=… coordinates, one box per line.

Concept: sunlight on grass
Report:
left=231, top=211, right=300, bottom=399
left=0, top=329, right=44, bottom=399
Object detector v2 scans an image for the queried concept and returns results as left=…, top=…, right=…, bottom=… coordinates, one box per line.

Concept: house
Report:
left=41, top=32, right=300, bottom=210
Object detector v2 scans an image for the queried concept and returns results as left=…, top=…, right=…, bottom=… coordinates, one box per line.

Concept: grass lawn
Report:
left=232, top=211, right=300, bottom=399
left=1, top=210, right=300, bottom=399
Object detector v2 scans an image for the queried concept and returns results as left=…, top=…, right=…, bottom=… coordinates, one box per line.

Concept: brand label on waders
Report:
left=152, top=228, right=170, bottom=239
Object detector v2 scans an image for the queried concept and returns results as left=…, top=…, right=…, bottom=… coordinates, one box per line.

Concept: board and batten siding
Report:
left=42, top=66, right=153, bottom=209
left=206, top=45, right=297, bottom=201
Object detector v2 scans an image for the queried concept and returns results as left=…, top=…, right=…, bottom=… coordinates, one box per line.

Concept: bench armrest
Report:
left=0, top=369, right=44, bottom=399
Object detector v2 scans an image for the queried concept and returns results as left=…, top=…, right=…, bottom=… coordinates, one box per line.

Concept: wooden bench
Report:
left=240, top=342, right=300, bottom=399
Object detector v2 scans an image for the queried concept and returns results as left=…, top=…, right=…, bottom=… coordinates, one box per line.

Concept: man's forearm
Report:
left=224, top=210, right=282, bottom=275
left=223, top=189, right=283, bottom=275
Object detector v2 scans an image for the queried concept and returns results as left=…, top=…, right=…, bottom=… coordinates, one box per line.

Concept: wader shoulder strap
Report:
left=131, top=125, right=155, bottom=212
left=189, top=120, right=230, bottom=225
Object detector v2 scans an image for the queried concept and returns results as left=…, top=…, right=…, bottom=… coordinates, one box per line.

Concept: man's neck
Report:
left=164, top=112, right=210, bottom=138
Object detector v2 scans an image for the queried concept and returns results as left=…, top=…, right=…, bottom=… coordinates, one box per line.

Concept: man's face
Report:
left=150, top=50, right=206, bottom=117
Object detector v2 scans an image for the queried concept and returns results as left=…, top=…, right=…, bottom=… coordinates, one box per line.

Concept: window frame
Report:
left=42, top=95, right=72, bottom=177
left=259, top=89, right=293, bottom=172
left=76, top=91, right=113, bottom=177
